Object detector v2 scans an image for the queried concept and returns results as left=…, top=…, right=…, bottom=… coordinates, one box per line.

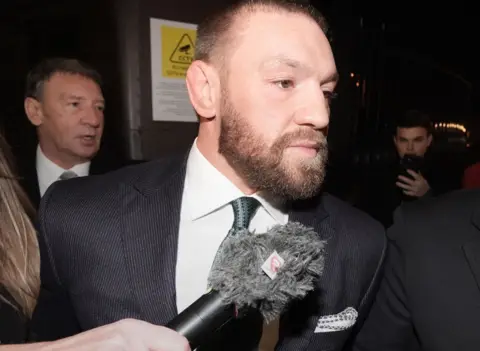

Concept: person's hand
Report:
left=396, top=169, right=430, bottom=197
left=9, top=319, right=190, bottom=351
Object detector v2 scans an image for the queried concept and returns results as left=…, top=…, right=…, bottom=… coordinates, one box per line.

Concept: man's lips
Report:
left=288, top=141, right=321, bottom=149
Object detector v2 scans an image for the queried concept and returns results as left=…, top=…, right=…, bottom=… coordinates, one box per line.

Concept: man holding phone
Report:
left=358, top=110, right=434, bottom=228
left=393, top=110, right=433, bottom=199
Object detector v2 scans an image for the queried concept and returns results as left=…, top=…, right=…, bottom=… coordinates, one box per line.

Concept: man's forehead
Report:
left=46, top=73, right=97, bottom=88
left=227, top=11, right=335, bottom=75
left=259, top=55, right=338, bottom=81
left=45, top=73, right=101, bottom=93
left=397, top=127, right=429, bottom=137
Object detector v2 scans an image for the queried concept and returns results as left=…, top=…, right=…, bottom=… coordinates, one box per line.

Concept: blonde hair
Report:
left=0, top=133, right=39, bottom=317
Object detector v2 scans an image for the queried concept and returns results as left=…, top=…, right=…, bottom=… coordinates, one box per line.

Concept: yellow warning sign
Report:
left=161, top=25, right=197, bottom=79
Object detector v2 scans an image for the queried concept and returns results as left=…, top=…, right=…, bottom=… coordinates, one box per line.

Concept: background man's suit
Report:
left=15, top=145, right=131, bottom=208
left=353, top=189, right=480, bottom=351
left=30, top=153, right=386, bottom=351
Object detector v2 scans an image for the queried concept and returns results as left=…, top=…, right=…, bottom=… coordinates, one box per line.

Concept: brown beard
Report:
left=218, top=93, right=328, bottom=201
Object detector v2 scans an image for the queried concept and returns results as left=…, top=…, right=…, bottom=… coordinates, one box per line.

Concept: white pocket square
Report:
left=314, top=307, right=358, bottom=333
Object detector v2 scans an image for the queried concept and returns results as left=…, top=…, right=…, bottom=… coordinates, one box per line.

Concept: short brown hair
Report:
left=396, top=110, right=433, bottom=135
left=25, top=57, right=102, bottom=100
left=194, top=0, right=329, bottom=64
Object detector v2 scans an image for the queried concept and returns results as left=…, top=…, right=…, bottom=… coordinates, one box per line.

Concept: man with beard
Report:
left=30, top=1, right=386, bottom=350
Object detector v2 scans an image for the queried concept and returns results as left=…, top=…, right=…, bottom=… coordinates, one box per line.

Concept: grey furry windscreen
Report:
left=207, top=222, right=327, bottom=322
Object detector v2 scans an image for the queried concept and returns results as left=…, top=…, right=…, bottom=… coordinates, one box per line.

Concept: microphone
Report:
left=166, top=222, right=326, bottom=348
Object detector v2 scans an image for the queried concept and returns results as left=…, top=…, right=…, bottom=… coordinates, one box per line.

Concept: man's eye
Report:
left=324, top=91, right=338, bottom=101
left=275, top=80, right=294, bottom=89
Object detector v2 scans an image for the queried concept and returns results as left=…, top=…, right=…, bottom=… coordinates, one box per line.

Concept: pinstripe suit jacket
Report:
left=30, top=153, right=386, bottom=351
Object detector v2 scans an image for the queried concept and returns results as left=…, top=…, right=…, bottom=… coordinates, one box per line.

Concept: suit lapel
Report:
left=276, top=196, right=330, bottom=351
left=463, top=208, right=480, bottom=293
left=120, top=156, right=187, bottom=325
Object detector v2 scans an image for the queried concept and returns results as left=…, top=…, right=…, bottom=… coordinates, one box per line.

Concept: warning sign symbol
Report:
left=161, top=25, right=197, bottom=79
left=169, top=34, right=195, bottom=65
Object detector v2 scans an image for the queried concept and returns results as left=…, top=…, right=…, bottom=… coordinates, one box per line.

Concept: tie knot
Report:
left=59, top=170, right=78, bottom=180
left=231, top=196, right=261, bottom=231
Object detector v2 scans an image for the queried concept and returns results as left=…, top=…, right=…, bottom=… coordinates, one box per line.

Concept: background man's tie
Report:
left=58, top=170, right=78, bottom=180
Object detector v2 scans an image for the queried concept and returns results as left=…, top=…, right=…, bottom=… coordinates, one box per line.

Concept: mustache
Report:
left=276, top=129, right=327, bottom=149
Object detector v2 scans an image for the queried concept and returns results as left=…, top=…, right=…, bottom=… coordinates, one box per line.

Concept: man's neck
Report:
left=196, top=135, right=255, bottom=195
left=38, top=144, right=82, bottom=170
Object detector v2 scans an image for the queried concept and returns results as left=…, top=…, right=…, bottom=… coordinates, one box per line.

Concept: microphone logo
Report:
left=262, top=250, right=285, bottom=280
left=271, top=257, right=281, bottom=273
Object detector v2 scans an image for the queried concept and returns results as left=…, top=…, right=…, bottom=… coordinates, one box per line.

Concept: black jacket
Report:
left=30, top=153, right=386, bottom=351
left=353, top=189, right=480, bottom=351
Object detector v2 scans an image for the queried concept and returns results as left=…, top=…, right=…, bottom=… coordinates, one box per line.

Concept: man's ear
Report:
left=185, top=61, right=218, bottom=119
left=24, top=97, right=44, bottom=126
left=427, top=134, right=433, bottom=147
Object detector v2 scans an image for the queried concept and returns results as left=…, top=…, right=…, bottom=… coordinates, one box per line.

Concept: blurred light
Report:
left=434, top=122, right=467, bottom=133
left=350, top=72, right=355, bottom=78
left=356, top=81, right=360, bottom=87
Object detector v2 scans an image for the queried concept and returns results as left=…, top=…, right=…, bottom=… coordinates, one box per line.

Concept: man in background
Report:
left=393, top=110, right=435, bottom=199
left=21, top=58, right=110, bottom=207
left=358, top=110, right=437, bottom=227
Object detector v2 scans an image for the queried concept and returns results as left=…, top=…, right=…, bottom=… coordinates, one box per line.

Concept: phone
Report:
left=399, top=154, right=424, bottom=179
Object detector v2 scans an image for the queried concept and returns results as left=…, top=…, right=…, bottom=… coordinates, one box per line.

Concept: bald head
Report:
left=194, top=0, right=329, bottom=66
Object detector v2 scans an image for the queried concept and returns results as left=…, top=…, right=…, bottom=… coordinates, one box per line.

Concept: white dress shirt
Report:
left=176, top=139, right=289, bottom=313
left=36, top=145, right=90, bottom=196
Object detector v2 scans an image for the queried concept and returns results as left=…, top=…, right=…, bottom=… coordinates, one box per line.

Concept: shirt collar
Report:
left=36, top=144, right=91, bottom=182
left=181, top=139, right=287, bottom=224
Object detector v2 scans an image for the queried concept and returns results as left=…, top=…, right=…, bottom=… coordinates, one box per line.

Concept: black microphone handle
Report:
left=166, top=290, right=236, bottom=348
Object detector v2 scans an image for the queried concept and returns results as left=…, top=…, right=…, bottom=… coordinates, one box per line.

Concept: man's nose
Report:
left=81, top=106, right=102, bottom=127
left=292, top=86, right=330, bottom=130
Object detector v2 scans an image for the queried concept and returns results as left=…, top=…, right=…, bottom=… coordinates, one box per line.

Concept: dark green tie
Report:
left=229, top=196, right=261, bottom=234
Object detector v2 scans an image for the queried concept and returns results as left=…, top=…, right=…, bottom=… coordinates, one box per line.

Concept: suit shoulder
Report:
left=99, top=154, right=186, bottom=185
left=323, top=194, right=385, bottom=234
left=40, top=155, right=186, bottom=212
left=390, top=188, right=480, bottom=244
left=400, top=188, right=480, bottom=224
left=320, top=195, right=386, bottom=301
left=322, top=194, right=386, bottom=252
